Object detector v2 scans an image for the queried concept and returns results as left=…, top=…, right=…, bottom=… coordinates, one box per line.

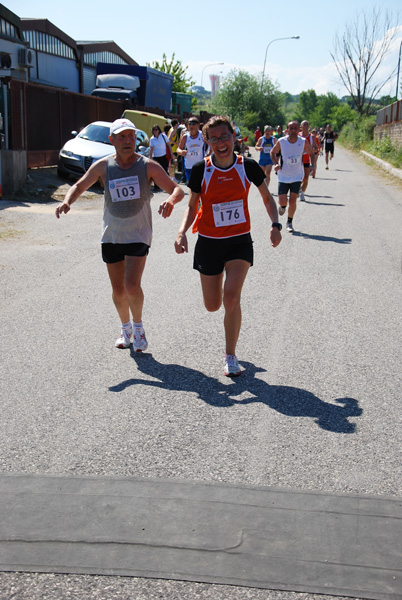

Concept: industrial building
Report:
left=0, top=3, right=138, bottom=194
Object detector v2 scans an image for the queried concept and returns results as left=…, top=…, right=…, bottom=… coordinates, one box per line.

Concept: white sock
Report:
left=133, top=321, right=143, bottom=330
left=122, top=321, right=132, bottom=330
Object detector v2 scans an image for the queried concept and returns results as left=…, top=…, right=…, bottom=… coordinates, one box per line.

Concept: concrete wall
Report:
left=0, top=150, right=27, bottom=197
left=374, top=122, right=402, bottom=149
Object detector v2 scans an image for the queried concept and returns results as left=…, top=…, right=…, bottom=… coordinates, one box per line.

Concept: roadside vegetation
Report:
left=367, top=135, right=402, bottom=170
left=206, top=70, right=401, bottom=170
left=339, top=116, right=402, bottom=170
left=209, top=73, right=401, bottom=172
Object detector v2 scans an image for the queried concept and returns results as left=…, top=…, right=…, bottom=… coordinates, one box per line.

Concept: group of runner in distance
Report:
left=55, top=116, right=337, bottom=377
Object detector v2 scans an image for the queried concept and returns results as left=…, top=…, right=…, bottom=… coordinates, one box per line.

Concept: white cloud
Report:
left=186, top=59, right=348, bottom=96
left=186, top=26, right=402, bottom=98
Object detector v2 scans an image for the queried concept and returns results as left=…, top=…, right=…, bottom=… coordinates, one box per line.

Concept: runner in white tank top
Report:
left=270, top=120, right=316, bottom=233
left=177, top=117, right=205, bottom=184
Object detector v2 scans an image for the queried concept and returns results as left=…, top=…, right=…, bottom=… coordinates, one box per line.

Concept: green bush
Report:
left=339, top=115, right=376, bottom=150
left=369, top=136, right=402, bottom=169
left=339, top=115, right=402, bottom=169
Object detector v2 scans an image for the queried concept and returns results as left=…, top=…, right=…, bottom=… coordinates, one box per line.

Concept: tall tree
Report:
left=313, top=92, right=341, bottom=125
left=148, top=53, right=195, bottom=93
left=331, top=7, right=400, bottom=115
left=294, top=89, right=318, bottom=122
left=212, top=69, right=284, bottom=128
left=293, top=91, right=340, bottom=127
left=327, top=104, right=356, bottom=131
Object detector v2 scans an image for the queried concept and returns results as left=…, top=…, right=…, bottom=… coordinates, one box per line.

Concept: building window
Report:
left=84, top=51, right=128, bottom=67
left=23, top=30, right=75, bottom=59
left=0, top=17, right=18, bottom=39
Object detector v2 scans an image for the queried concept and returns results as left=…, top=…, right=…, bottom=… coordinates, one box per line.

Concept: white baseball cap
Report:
left=110, top=118, right=137, bottom=135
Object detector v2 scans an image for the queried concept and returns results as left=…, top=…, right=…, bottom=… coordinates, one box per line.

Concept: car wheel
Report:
left=57, top=167, right=69, bottom=179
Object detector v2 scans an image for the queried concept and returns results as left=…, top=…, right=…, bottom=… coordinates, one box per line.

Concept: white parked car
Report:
left=58, top=121, right=150, bottom=178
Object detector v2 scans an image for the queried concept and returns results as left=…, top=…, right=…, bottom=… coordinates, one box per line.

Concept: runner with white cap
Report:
left=56, top=118, right=184, bottom=351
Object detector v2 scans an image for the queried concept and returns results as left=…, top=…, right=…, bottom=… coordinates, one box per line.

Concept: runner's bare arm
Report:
left=55, top=159, right=107, bottom=218
left=177, top=134, right=187, bottom=156
left=304, top=140, right=316, bottom=172
left=257, top=181, right=282, bottom=248
left=146, top=161, right=184, bottom=218
left=270, top=140, right=282, bottom=172
left=255, top=137, right=263, bottom=152
left=174, top=190, right=200, bottom=254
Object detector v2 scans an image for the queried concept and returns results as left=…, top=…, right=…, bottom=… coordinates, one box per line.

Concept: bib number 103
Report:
left=109, top=176, right=140, bottom=202
left=213, top=199, right=246, bottom=228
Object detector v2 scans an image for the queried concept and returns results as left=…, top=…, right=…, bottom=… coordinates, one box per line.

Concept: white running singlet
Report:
left=277, top=136, right=305, bottom=183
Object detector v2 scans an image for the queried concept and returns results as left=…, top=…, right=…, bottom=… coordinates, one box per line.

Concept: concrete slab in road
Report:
left=1, top=473, right=402, bottom=599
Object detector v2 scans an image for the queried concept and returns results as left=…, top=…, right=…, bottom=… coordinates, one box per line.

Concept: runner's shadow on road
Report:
left=292, top=231, right=352, bottom=244
left=109, top=354, right=362, bottom=434
left=304, top=198, right=344, bottom=207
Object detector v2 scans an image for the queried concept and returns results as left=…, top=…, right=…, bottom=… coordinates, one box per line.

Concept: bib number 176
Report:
left=212, top=199, right=246, bottom=227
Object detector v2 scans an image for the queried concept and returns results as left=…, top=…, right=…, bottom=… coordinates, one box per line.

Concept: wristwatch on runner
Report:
left=271, top=222, right=282, bottom=231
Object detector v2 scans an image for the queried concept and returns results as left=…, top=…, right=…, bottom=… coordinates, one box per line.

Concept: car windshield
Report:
left=78, top=124, right=112, bottom=145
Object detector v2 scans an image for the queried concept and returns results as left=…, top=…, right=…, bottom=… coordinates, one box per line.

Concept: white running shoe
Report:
left=286, top=221, right=294, bottom=233
left=224, top=354, right=241, bottom=377
left=278, top=205, right=286, bottom=216
left=299, top=191, right=305, bottom=201
left=133, top=328, right=148, bottom=352
left=115, top=327, right=133, bottom=349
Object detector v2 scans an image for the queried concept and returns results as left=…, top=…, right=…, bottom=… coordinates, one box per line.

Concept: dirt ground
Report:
left=0, top=167, right=102, bottom=240
left=3, top=166, right=101, bottom=204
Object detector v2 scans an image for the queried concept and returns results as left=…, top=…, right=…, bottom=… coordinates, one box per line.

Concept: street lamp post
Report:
left=201, top=62, right=224, bottom=88
left=260, top=36, right=300, bottom=96
left=396, top=41, right=402, bottom=100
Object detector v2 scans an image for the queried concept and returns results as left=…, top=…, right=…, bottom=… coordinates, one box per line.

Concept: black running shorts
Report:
left=193, top=233, right=253, bottom=276
left=101, top=242, right=150, bottom=264
left=278, top=181, right=302, bottom=195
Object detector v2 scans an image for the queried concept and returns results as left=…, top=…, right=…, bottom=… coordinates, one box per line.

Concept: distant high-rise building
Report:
left=210, top=74, right=221, bottom=98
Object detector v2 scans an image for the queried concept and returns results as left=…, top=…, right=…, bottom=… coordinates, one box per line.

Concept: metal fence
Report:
left=10, top=79, right=126, bottom=167
left=8, top=79, right=210, bottom=168
left=376, top=100, right=402, bottom=126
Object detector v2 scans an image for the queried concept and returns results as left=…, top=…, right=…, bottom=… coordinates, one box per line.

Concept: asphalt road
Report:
left=1, top=146, right=401, bottom=599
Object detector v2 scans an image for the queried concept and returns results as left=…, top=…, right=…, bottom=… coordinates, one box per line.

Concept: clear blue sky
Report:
left=9, top=0, right=402, bottom=97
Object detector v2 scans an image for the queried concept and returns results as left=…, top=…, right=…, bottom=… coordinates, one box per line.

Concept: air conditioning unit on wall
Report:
left=18, top=48, right=34, bottom=68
